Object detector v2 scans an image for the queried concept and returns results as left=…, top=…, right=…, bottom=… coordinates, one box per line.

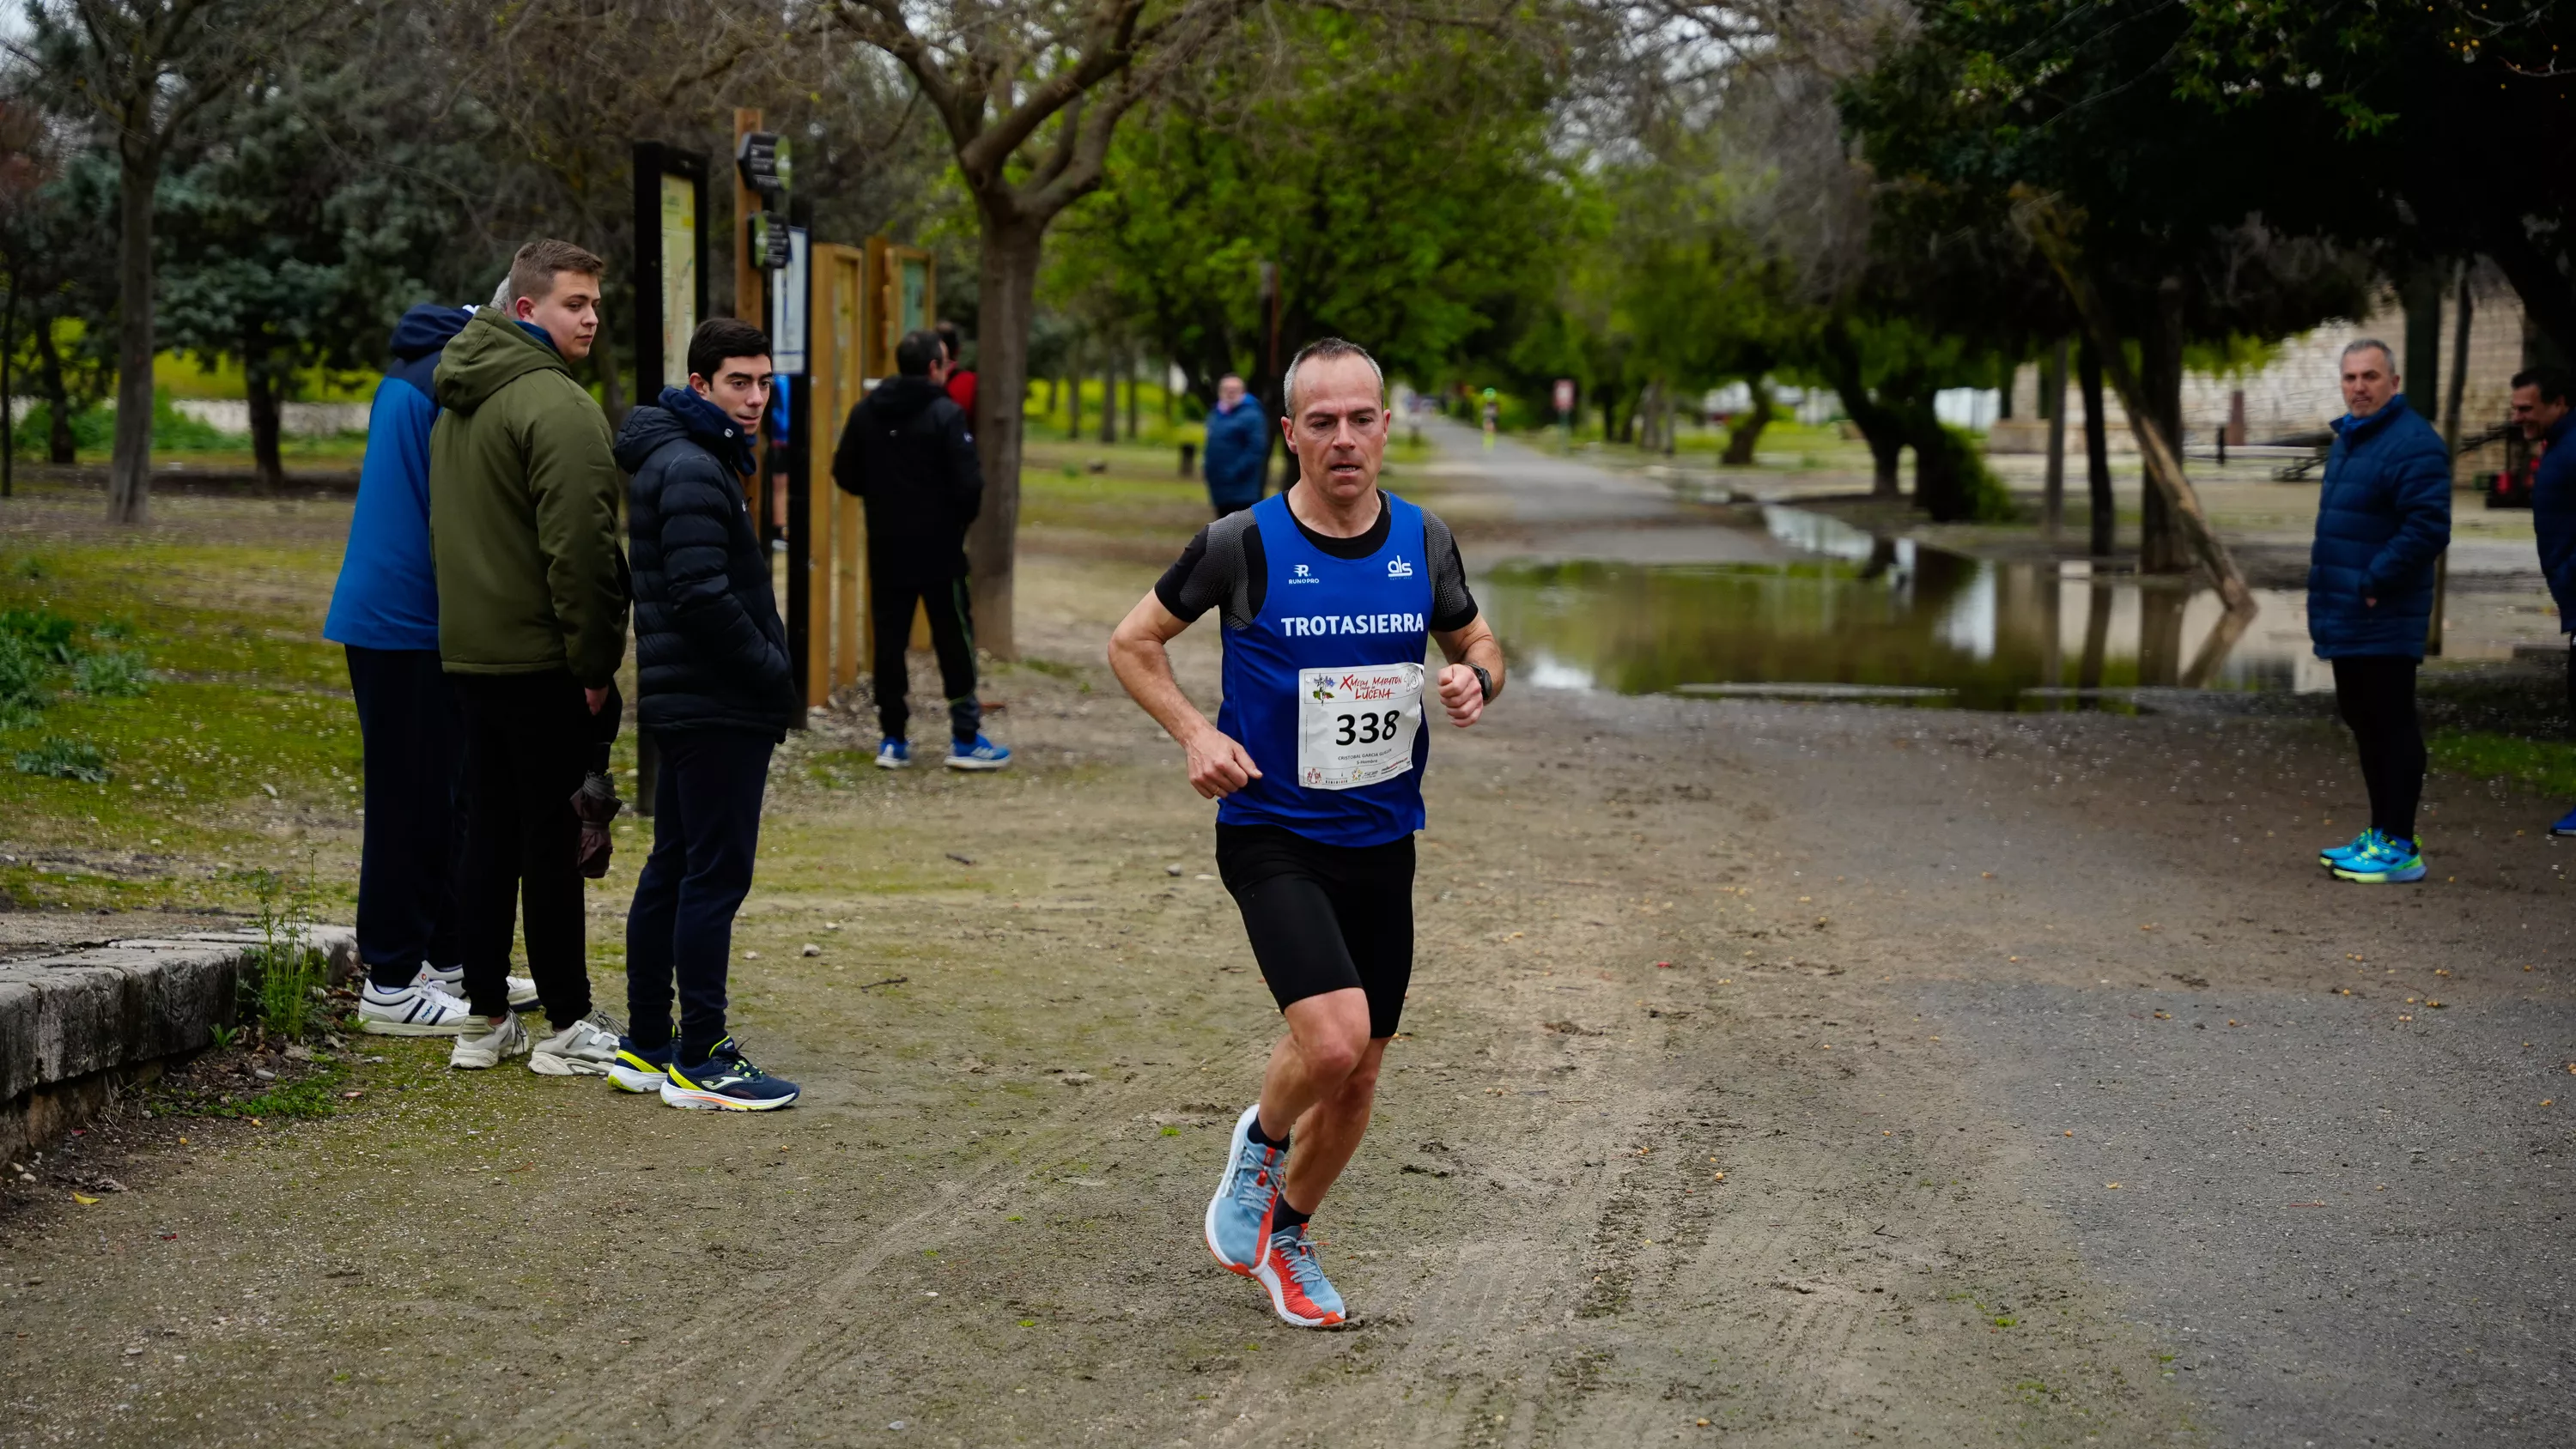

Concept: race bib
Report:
left=1296, top=663, right=1424, bottom=791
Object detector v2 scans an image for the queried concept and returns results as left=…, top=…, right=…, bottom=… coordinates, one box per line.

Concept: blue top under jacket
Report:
left=1202, top=396, right=1271, bottom=509
left=2306, top=393, right=2451, bottom=661
left=2530, top=410, right=2576, bottom=632
left=323, top=305, right=477, bottom=652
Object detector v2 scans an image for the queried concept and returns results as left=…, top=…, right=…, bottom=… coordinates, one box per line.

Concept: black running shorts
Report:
left=1215, top=822, right=1416, bottom=1039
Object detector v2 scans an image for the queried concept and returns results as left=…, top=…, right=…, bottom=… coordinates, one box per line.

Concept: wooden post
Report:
left=2020, top=192, right=2254, bottom=613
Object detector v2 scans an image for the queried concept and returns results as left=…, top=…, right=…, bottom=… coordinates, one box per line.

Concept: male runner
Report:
left=1109, top=337, right=1504, bottom=1328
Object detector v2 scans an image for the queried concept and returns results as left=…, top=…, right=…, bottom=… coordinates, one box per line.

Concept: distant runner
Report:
left=1109, top=337, right=1505, bottom=1328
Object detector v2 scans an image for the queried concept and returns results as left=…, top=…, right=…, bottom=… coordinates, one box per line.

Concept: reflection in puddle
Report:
left=1482, top=509, right=2327, bottom=710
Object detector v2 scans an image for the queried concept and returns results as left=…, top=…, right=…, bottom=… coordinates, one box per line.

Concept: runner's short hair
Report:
left=895, top=329, right=941, bottom=377
left=1283, top=338, right=1383, bottom=415
left=687, top=318, right=771, bottom=386
left=2340, top=336, right=2395, bottom=373
left=507, top=239, right=605, bottom=307
left=2512, top=366, right=2570, bottom=406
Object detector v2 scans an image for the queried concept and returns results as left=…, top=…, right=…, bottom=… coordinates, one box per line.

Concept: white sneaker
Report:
left=356, top=980, right=477, bottom=1036
left=529, top=1013, right=621, bottom=1076
left=449, top=1013, right=531, bottom=1070
left=417, top=962, right=538, bottom=1010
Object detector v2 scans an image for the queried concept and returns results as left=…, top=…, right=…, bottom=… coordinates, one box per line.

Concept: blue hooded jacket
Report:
left=323, top=304, right=477, bottom=651
left=2306, top=393, right=2451, bottom=660
left=2529, top=410, right=2576, bottom=631
left=1202, top=395, right=1271, bottom=508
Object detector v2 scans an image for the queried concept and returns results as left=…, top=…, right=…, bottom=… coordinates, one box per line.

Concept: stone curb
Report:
left=1, top=924, right=357, bottom=1163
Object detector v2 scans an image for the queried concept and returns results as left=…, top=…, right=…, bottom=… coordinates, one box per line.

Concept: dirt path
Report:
left=3, top=456, right=2572, bottom=1447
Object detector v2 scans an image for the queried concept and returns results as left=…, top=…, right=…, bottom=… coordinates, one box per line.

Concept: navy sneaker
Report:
left=945, top=734, right=1012, bottom=771
left=2552, top=805, right=2576, bottom=838
left=659, top=1037, right=800, bottom=1111
left=1204, top=1104, right=1284, bottom=1276
left=876, top=737, right=911, bottom=770
left=608, top=1036, right=674, bottom=1094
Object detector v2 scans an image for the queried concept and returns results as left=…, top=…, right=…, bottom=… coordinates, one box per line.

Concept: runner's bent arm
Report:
left=1107, top=591, right=1265, bottom=798
left=1431, top=615, right=1504, bottom=728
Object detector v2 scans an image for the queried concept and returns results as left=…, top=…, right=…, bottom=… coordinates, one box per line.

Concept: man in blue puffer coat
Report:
left=1202, top=373, right=1270, bottom=517
left=326, top=301, right=537, bottom=1035
left=2310, top=337, right=2452, bottom=884
left=606, top=317, right=803, bottom=1111
left=2512, top=366, right=2576, bottom=834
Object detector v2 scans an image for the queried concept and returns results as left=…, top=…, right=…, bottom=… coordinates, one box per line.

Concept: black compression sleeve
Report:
left=1425, top=512, right=1479, bottom=630
left=1152, top=528, right=1217, bottom=621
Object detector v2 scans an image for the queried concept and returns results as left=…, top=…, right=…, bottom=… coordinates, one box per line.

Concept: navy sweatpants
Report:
left=345, top=646, right=465, bottom=991
left=624, top=728, right=775, bottom=1060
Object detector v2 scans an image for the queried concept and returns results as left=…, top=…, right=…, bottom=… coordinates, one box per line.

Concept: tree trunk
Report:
left=107, top=149, right=159, bottom=524
left=2, top=286, right=15, bottom=500
left=2136, top=276, right=2188, bottom=573
left=592, top=327, right=630, bottom=431
left=1125, top=350, right=1139, bottom=440
left=1820, top=327, right=1904, bottom=496
left=964, top=215, right=1042, bottom=661
left=1721, top=379, right=1773, bottom=465
left=244, top=358, right=286, bottom=494
left=1043, top=374, right=1056, bottom=413
left=1098, top=356, right=1116, bottom=444
left=33, top=323, right=76, bottom=464
left=2079, top=337, right=2113, bottom=558
left=1066, top=367, right=1081, bottom=439
left=1903, top=399, right=1968, bottom=521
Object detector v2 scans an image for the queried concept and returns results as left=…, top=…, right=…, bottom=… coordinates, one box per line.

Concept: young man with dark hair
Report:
left=328, top=299, right=540, bottom=1034
left=2513, top=366, right=2576, bottom=834
left=2310, top=338, right=2451, bottom=884
left=936, top=321, right=976, bottom=415
left=832, top=327, right=1011, bottom=771
left=1109, top=336, right=1505, bottom=1328
left=605, top=318, right=802, bottom=1109
left=428, top=237, right=631, bottom=1074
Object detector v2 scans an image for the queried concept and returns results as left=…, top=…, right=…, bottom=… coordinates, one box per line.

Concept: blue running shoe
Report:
left=945, top=734, right=1012, bottom=772
left=2333, top=836, right=2427, bottom=884
left=2318, top=828, right=2380, bottom=868
left=875, top=737, right=911, bottom=770
left=2552, top=805, right=2576, bottom=838
left=1253, top=1222, right=1347, bottom=1328
left=1204, top=1104, right=1285, bottom=1276
left=607, top=1035, right=673, bottom=1094
left=659, top=1038, right=801, bottom=1111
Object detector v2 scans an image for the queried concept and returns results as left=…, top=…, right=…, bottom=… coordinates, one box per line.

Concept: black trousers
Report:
left=451, top=670, right=595, bottom=1027
left=870, top=571, right=980, bottom=744
left=624, top=728, right=773, bottom=1060
left=2331, top=655, right=2425, bottom=842
left=346, top=646, right=465, bottom=990
left=1216, top=823, right=1417, bottom=1040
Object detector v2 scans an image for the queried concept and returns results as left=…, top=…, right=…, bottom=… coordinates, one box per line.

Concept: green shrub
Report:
left=0, top=607, right=82, bottom=664
left=73, top=648, right=151, bottom=697
left=8, top=391, right=242, bottom=457
left=0, top=634, right=46, bottom=727
left=236, top=864, right=328, bottom=1040
left=1952, top=427, right=2018, bottom=523
left=13, top=735, right=106, bottom=782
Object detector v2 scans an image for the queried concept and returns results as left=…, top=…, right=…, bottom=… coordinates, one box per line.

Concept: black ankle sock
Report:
left=1247, top=1114, right=1290, bottom=1151
left=1272, top=1199, right=1311, bottom=1233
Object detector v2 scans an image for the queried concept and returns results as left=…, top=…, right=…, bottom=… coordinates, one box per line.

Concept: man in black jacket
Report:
left=832, top=328, right=1012, bottom=771
left=605, top=318, right=802, bottom=1111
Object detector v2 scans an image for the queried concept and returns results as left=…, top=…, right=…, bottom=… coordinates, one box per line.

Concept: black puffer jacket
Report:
left=830, top=374, right=983, bottom=581
left=615, top=387, right=799, bottom=738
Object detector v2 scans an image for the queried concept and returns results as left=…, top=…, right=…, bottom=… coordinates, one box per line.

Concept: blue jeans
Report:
left=624, top=728, right=774, bottom=1058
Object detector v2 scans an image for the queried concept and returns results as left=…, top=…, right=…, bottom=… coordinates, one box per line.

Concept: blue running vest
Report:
left=1217, top=492, right=1435, bottom=847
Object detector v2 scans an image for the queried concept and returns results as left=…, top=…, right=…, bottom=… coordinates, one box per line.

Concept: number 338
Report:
left=1334, top=710, right=1402, bottom=746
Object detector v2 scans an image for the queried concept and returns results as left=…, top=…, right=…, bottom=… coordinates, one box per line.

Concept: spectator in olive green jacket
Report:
left=426, top=238, right=629, bottom=1079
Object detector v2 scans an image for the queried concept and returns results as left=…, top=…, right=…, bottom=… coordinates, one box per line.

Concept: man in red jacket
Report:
left=938, top=322, right=976, bottom=415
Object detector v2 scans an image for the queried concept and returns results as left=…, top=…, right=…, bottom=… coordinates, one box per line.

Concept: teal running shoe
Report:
left=2333, top=836, right=2427, bottom=884
left=2318, top=828, right=2381, bottom=868
left=1253, top=1222, right=1347, bottom=1328
left=1204, top=1104, right=1284, bottom=1276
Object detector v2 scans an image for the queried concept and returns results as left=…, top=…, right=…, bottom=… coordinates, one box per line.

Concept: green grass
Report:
left=2430, top=730, right=2576, bottom=797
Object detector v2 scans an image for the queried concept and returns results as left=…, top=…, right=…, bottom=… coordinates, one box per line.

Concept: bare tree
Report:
left=18, top=0, right=327, bottom=523
left=819, top=0, right=1267, bottom=657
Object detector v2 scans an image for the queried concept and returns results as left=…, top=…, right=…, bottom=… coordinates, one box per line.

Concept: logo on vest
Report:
left=1288, top=562, right=1318, bottom=585
left=1386, top=555, right=1414, bottom=578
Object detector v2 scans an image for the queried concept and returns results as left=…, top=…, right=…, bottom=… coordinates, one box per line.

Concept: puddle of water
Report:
left=1482, top=507, right=2330, bottom=710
